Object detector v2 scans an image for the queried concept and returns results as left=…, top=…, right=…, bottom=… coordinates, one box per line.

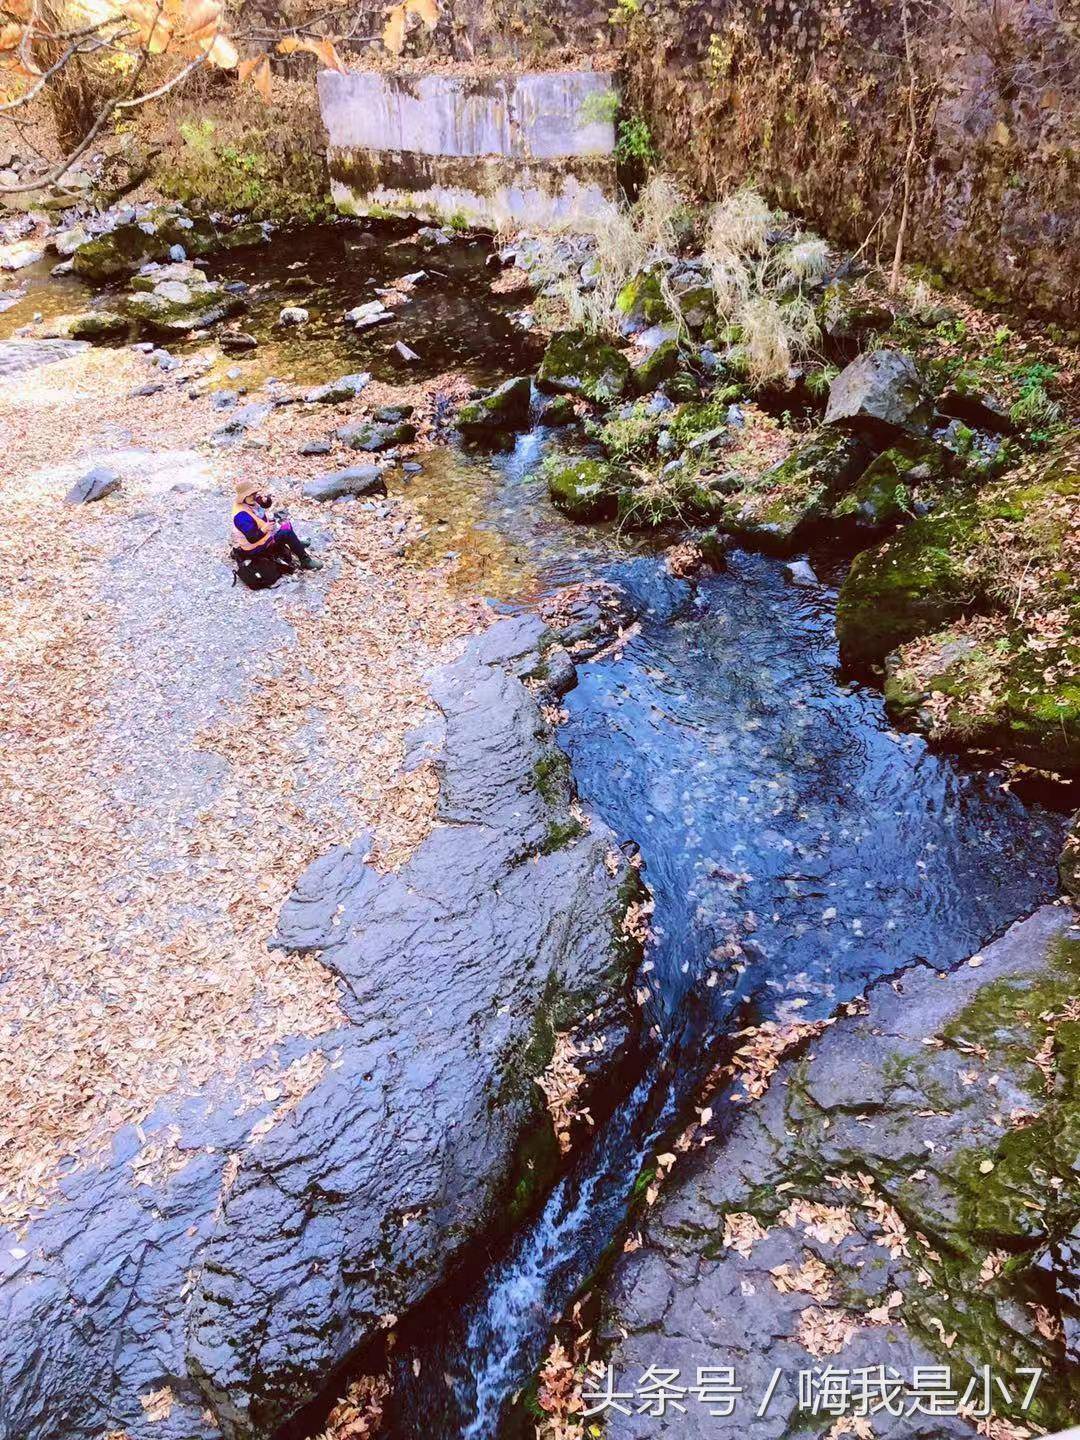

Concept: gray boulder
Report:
left=303, top=372, right=371, bottom=405
left=601, top=904, right=1080, bottom=1439
left=277, top=306, right=308, bottom=327
left=824, top=349, right=933, bottom=436
left=64, top=465, right=121, bottom=504
left=0, top=620, right=643, bottom=1440
left=301, top=466, right=388, bottom=501
left=336, top=420, right=417, bottom=452
left=210, top=403, right=271, bottom=448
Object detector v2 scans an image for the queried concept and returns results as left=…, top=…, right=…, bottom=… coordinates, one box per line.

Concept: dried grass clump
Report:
left=738, top=292, right=820, bottom=386
left=530, top=174, right=689, bottom=337
left=703, top=187, right=825, bottom=382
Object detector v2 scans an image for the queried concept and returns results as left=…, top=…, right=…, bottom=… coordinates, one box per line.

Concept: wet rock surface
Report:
left=602, top=905, right=1080, bottom=1437
left=0, top=618, right=641, bottom=1440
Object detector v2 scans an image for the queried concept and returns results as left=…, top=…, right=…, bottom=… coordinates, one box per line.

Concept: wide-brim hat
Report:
left=234, top=478, right=261, bottom=504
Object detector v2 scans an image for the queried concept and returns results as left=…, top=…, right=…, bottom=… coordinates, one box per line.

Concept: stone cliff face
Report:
left=622, top=0, right=1079, bottom=319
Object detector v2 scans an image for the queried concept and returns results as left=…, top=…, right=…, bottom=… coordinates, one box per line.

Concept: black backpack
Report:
left=231, top=546, right=294, bottom=590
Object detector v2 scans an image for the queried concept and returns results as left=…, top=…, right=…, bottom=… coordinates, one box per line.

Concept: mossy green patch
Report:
left=544, top=455, right=621, bottom=523
left=537, top=331, right=631, bottom=403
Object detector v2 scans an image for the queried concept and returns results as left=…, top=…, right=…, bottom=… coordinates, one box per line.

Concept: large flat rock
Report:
left=600, top=904, right=1080, bottom=1437
left=0, top=618, right=641, bottom=1440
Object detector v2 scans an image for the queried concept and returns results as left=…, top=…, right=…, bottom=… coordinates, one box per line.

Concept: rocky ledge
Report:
left=600, top=904, right=1080, bottom=1437
left=0, top=616, right=644, bottom=1440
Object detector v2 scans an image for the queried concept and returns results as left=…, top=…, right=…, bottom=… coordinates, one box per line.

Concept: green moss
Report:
left=159, top=117, right=333, bottom=223
left=537, top=331, right=631, bottom=403
left=544, top=455, right=621, bottom=522
left=591, top=400, right=662, bottom=461
left=540, top=817, right=587, bottom=853
left=456, top=376, right=532, bottom=433
left=836, top=508, right=978, bottom=669
left=615, top=269, right=673, bottom=328
left=631, top=339, right=681, bottom=395
left=831, top=438, right=947, bottom=530
left=532, top=751, right=572, bottom=806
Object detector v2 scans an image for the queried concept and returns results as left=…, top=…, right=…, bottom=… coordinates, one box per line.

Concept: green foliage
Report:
left=589, top=400, right=661, bottom=461
left=805, top=363, right=839, bottom=398
left=1008, top=361, right=1062, bottom=435
left=615, top=114, right=657, bottom=165
left=447, top=210, right=471, bottom=233
left=162, top=115, right=333, bottom=223
left=608, top=0, right=641, bottom=23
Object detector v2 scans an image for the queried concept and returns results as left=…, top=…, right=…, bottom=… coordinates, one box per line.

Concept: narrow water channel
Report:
left=381, top=435, right=1067, bottom=1439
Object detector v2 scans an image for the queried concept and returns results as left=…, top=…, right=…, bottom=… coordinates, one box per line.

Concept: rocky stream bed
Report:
left=1, top=198, right=1078, bottom=1440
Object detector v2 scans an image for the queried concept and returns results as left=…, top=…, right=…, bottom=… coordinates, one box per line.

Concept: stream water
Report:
left=7, top=222, right=1070, bottom=1439
left=379, top=435, right=1067, bottom=1439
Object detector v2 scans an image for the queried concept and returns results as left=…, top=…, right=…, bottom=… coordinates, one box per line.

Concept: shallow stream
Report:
left=8, top=221, right=1070, bottom=1439
left=379, top=439, right=1066, bottom=1439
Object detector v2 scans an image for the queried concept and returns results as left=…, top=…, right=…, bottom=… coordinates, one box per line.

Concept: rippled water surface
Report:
left=384, top=448, right=1067, bottom=1440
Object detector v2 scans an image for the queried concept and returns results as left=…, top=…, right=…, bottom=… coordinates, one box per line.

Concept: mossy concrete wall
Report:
left=622, top=0, right=1080, bottom=320
left=319, top=69, right=619, bottom=226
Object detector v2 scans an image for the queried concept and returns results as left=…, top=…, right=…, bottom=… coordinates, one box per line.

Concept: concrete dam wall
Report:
left=318, top=70, right=620, bottom=227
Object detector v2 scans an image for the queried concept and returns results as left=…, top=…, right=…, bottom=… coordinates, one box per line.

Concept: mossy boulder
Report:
left=337, top=420, right=417, bottom=452
left=818, top=280, right=894, bottom=344
left=836, top=508, right=977, bottom=668
left=830, top=437, right=949, bottom=531
left=537, top=331, right=631, bottom=404
left=615, top=270, right=672, bottom=332
left=43, top=310, right=129, bottom=342
left=631, top=339, right=680, bottom=395
left=539, top=395, right=578, bottom=427
left=456, top=376, right=532, bottom=434
left=121, top=263, right=245, bottom=336
left=545, top=456, right=621, bottom=522
left=72, top=209, right=217, bottom=283
left=718, top=428, right=873, bottom=555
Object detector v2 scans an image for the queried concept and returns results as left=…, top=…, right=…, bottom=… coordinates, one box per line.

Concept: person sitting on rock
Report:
left=231, top=480, right=323, bottom=577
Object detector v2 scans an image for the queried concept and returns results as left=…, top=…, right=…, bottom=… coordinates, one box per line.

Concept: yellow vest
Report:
left=231, top=502, right=273, bottom=553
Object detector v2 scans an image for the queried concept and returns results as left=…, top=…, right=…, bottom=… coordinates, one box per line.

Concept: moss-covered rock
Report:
left=539, top=395, right=578, bottom=427
left=841, top=434, right=1080, bottom=771
left=836, top=508, right=977, bottom=668
left=615, top=270, right=672, bottom=331
left=43, top=310, right=129, bottom=342
left=337, top=420, right=417, bottom=452
left=537, top=331, right=631, bottom=404
left=121, top=263, right=245, bottom=337
left=818, top=280, right=894, bottom=344
left=718, top=428, right=873, bottom=555
left=830, top=436, right=949, bottom=531
left=456, top=376, right=532, bottom=434
left=631, top=339, right=680, bottom=395
left=72, top=209, right=218, bottom=283
left=545, top=456, right=621, bottom=522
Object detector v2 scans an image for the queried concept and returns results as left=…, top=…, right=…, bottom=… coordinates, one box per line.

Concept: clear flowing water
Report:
left=384, top=447, right=1067, bottom=1439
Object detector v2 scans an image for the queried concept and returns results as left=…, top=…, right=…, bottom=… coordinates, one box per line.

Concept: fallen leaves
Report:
left=537, top=1033, right=591, bottom=1155
left=139, top=1387, right=174, bottom=1423
left=722, top=1210, right=768, bottom=1257
left=725, top=1018, right=830, bottom=1102
left=315, top=1376, right=389, bottom=1440
left=777, top=1197, right=856, bottom=1246
left=0, top=343, right=483, bottom=1227
left=794, top=1304, right=858, bottom=1358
